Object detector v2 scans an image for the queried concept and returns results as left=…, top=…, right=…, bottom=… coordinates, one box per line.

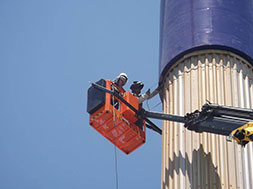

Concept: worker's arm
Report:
left=138, top=89, right=151, bottom=104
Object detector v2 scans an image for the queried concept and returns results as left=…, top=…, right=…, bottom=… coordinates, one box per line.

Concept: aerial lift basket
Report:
left=87, top=79, right=146, bottom=154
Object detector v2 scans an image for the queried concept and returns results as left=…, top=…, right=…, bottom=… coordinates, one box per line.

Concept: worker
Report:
left=130, top=81, right=150, bottom=130
left=113, top=73, right=128, bottom=90
left=130, top=81, right=150, bottom=105
left=111, top=73, right=128, bottom=109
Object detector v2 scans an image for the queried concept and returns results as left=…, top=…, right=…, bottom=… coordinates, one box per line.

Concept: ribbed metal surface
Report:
left=161, top=50, right=253, bottom=189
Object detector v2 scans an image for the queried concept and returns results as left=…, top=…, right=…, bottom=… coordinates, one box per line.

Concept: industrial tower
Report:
left=159, top=1, right=253, bottom=188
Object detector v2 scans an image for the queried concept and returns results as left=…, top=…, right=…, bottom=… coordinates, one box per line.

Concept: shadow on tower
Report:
left=162, top=144, right=221, bottom=189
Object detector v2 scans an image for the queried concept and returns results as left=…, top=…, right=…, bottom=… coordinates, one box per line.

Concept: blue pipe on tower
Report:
left=159, top=0, right=253, bottom=83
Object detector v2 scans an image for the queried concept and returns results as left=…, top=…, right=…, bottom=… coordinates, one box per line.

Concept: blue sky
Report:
left=1, top=1, right=162, bottom=188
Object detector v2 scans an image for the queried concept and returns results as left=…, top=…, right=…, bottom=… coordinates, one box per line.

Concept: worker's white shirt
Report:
left=138, top=93, right=149, bottom=104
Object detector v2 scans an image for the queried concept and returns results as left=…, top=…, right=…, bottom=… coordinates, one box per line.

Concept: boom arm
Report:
left=184, top=103, right=251, bottom=136
left=91, top=82, right=253, bottom=146
left=144, top=103, right=253, bottom=146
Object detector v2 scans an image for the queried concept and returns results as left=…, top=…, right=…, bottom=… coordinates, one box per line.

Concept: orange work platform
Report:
left=87, top=79, right=146, bottom=154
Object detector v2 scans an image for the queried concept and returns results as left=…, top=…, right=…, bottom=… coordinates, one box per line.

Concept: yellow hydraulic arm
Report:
left=229, top=122, right=253, bottom=146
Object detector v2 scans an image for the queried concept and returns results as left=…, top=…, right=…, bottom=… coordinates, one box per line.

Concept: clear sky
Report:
left=1, top=1, right=162, bottom=188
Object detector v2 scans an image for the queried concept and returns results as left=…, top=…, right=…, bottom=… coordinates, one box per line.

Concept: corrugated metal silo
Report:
left=159, top=1, right=253, bottom=188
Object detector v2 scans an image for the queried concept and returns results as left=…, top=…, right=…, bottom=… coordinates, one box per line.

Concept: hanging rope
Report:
left=144, top=82, right=163, bottom=111
left=150, top=101, right=162, bottom=110
left=111, top=86, right=119, bottom=189
left=114, top=145, right=119, bottom=189
left=144, top=82, right=158, bottom=111
left=145, top=99, right=151, bottom=111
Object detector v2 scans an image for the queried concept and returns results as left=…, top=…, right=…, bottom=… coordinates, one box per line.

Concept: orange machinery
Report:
left=87, top=79, right=146, bottom=154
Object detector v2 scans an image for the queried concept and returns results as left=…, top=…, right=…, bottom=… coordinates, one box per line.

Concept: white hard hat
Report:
left=115, top=73, right=128, bottom=85
left=118, top=73, right=128, bottom=81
